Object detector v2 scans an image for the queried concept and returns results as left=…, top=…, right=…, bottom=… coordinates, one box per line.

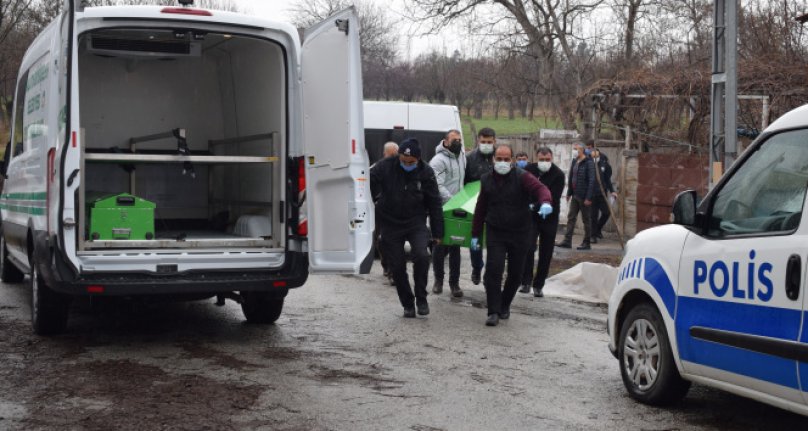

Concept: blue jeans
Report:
left=470, top=248, right=484, bottom=272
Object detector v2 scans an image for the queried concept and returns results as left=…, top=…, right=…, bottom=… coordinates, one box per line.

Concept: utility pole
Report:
left=709, top=0, right=738, bottom=187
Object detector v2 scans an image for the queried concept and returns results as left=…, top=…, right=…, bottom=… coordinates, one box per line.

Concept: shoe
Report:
left=533, top=287, right=544, bottom=297
left=594, top=232, right=604, bottom=239
left=416, top=301, right=430, bottom=316
left=432, top=278, right=443, bottom=294
left=403, top=307, right=416, bottom=318
left=471, top=269, right=481, bottom=285
left=450, top=282, right=463, bottom=298
left=500, top=310, right=510, bottom=319
left=577, top=243, right=591, bottom=250
left=485, top=314, right=499, bottom=326
left=556, top=241, right=572, bottom=248
left=591, top=237, right=598, bottom=244
left=519, top=284, right=531, bottom=294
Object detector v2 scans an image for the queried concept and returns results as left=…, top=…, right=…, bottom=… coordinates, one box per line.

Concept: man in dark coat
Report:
left=520, top=147, right=566, bottom=297
left=370, top=138, right=444, bottom=318
left=557, top=141, right=596, bottom=250
left=589, top=148, right=617, bottom=243
left=464, top=127, right=496, bottom=286
left=470, top=145, right=553, bottom=327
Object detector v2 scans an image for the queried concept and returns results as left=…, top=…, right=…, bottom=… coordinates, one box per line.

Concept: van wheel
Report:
left=0, top=232, right=24, bottom=283
left=618, top=303, right=690, bottom=405
left=241, top=292, right=284, bottom=324
left=30, top=261, right=69, bottom=335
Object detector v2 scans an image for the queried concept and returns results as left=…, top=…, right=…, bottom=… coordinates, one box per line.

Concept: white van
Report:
left=0, top=1, right=373, bottom=334
left=608, top=104, right=808, bottom=415
left=363, top=101, right=461, bottom=164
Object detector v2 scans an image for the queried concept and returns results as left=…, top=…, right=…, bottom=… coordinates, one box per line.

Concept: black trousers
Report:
left=591, top=195, right=610, bottom=237
left=380, top=224, right=431, bottom=308
left=433, top=245, right=460, bottom=283
left=563, top=196, right=592, bottom=244
left=483, top=227, right=530, bottom=316
left=522, top=218, right=559, bottom=289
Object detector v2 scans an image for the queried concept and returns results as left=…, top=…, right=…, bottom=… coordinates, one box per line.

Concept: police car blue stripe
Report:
left=643, top=258, right=676, bottom=318
left=675, top=296, right=802, bottom=390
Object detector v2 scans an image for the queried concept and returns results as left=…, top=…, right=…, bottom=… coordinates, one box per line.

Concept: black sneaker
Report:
left=591, top=237, right=598, bottom=244
left=450, top=282, right=463, bottom=298
left=471, top=269, right=481, bottom=285
left=577, top=243, right=591, bottom=250
left=556, top=241, right=572, bottom=248
left=519, top=284, right=531, bottom=293
left=533, top=287, right=544, bottom=298
left=432, top=278, right=443, bottom=294
left=403, top=307, right=416, bottom=318
left=500, top=310, right=510, bottom=319
left=416, top=301, right=430, bottom=316
left=485, top=314, right=499, bottom=326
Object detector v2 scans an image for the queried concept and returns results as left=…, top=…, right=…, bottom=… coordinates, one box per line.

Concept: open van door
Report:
left=301, top=8, right=374, bottom=274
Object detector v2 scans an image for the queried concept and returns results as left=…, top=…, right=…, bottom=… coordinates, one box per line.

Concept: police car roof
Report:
left=765, top=104, right=808, bottom=134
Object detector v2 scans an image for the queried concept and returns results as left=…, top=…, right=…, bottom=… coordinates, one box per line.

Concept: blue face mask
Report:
left=516, top=160, right=528, bottom=169
left=400, top=162, right=417, bottom=172
left=584, top=148, right=592, bottom=156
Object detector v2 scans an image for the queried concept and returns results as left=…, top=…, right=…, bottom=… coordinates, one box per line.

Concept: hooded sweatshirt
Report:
left=429, top=141, right=467, bottom=204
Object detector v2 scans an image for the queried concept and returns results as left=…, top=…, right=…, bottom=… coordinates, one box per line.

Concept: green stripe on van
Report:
left=0, top=203, right=45, bottom=215
left=0, top=192, right=47, bottom=201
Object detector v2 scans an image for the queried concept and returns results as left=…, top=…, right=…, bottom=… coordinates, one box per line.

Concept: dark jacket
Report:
left=525, top=163, right=565, bottom=224
left=471, top=168, right=552, bottom=236
left=464, top=148, right=494, bottom=184
left=592, top=154, right=615, bottom=197
left=567, top=156, right=596, bottom=201
left=370, top=156, right=444, bottom=239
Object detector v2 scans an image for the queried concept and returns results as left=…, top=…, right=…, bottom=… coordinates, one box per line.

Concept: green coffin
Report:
left=441, top=181, right=484, bottom=248
left=89, top=193, right=156, bottom=241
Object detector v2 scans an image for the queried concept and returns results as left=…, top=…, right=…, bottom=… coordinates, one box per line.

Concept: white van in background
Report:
left=0, top=1, right=373, bottom=334
left=363, top=101, right=462, bottom=164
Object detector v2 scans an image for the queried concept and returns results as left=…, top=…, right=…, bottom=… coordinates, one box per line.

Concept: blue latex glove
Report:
left=538, top=203, right=553, bottom=219
left=470, top=237, right=481, bottom=251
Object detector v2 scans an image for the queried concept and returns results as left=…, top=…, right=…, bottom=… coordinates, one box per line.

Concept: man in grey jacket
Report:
left=429, top=129, right=466, bottom=297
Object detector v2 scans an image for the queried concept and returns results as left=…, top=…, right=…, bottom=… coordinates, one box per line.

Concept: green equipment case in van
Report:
left=89, top=193, right=156, bottom=241
left=441, top=181, right=484, bottom=248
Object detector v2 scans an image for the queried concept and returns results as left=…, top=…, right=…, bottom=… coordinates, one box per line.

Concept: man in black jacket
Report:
left=520, top=147, right=566, bottom=297
left=464, top=127, right=497, bottom=285
left=558, top=141, right=596, bottom=250
left=370, top=138, right=444, bottom=318
left=589, top=148, right=617, bottom=243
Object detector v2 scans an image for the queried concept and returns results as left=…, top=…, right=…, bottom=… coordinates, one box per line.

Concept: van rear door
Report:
left=301, top=8, right=373, bottom=274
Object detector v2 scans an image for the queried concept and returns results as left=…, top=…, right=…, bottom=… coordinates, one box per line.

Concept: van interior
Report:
left=77, top=28, right=286, bottom=250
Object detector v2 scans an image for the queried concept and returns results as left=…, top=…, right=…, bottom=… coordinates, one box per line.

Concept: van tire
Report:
left=241, top=292, right=284, bottom=324
left=0, top=232, right=24, bottom=283
left=618, top=303, right=690, bottom=406
left=30, top=259, right=69, bottom=335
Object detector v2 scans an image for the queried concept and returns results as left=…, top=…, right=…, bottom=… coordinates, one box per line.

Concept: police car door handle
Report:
left=786, top=254, right=801, bottom=301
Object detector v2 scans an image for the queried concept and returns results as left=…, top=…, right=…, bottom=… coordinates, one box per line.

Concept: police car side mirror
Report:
left=672, top=190, right=697, bottom=226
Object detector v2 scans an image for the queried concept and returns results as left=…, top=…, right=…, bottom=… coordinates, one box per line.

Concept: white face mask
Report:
left=571, top=149, right=579, bottom=159
left=479, top=143, right=494, bottom=155
left=537, top=161, right=552, bottom=173
left=494, top=161, right=512, bottom=175
left=594, top=157, right=600, bottom=164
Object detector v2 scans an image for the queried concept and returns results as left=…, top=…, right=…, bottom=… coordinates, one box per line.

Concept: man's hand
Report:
left=432, top=238, right=442, bottom=246
left=584, top=199, right=592, bottom=206
left=566, top=196, right=571, bottom=202
left=470, top=237, right=481, bottom=251
left=538, top=203, right=553, bottom=219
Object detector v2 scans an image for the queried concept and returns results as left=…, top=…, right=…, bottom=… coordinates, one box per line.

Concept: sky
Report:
left=230, top=0, right=464, bottom=60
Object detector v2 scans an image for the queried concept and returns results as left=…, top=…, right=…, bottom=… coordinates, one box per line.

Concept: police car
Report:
left=607, top=104, right=808, bottom=416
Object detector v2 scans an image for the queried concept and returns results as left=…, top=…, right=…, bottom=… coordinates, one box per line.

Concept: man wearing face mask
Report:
left=470, top=145, right=553, bottom=327
left=520, top=147, right=566, bottom=297
left=464, top=128, right=497, bottom=285
left=429, top=129, right=467, bottom=297
left=370, top=138, right=444, bottom=318
left=558, top=140, right=596, bottom=250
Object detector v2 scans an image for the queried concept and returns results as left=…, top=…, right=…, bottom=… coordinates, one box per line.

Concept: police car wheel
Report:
left=0, top=229, right=24, bottom=283
left=30, top=260, right=69, bottom=335
left=618, top=303, right=690, bottom=406
left=241, top=292, right=284, bottom=324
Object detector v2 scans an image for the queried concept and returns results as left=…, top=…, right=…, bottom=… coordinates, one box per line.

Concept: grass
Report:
left=460, top=115, right=563, bottom=148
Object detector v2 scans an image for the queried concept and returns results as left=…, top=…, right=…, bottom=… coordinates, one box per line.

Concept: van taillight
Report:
left=161, top=7, right=212, bottom=16
left=297, top=158, right=308, bottom=237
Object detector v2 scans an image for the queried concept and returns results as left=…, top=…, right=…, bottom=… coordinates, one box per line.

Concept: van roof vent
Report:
left=87, top=35, right=201, bottom=58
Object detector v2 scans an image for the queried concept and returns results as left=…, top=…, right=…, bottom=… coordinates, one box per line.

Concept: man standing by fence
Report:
left=520, top=147, right=566, bottom=297
left=557, top=141, right=596, bottom=251
left=464, top=127, right=497, bottom=285
left=430, top=129, right=466, bottom=298
left=589, top=147, right=617, bottom=243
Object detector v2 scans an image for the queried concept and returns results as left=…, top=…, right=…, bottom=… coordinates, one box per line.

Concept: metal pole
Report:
left=724, top=0, right=738, bottom=169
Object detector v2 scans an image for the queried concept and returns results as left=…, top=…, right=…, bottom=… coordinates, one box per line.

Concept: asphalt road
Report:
left=0, top=262, right=806, bottom=430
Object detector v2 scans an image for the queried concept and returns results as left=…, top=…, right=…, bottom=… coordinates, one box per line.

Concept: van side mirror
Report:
left=672, top=190, right=697, bottom=226
left=1, top=141, right=10, bottom=178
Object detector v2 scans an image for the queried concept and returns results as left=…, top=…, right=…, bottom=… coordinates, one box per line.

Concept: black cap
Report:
left=398, top=138, right=421, bottom=159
